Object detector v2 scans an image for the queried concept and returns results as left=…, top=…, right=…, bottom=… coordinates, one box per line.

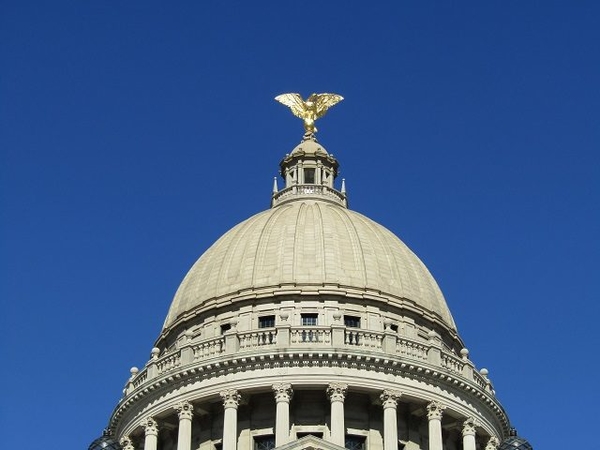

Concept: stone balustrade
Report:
left=239, top=329, right=277, bottom=349
left=441, top=352, right=466, bottom=374
left=396, top=338, right=429, bottom=361
left=271, top=184, right=347, bottom=207
left=125, top=323, right=492, bottom=396
left=290, top=326, right=331, bottom=344
left=192, top=338, right=225, bottom=360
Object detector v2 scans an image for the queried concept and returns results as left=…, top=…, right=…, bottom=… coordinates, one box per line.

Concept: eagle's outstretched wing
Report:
left=310, top=93, right=344, bottom=118
left=275, top=93, right=306, bottom=119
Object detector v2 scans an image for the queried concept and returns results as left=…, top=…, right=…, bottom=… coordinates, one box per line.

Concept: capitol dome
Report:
left=103, top=100, right=517, bottom=450
left=164, top=200, right=455, bottom=332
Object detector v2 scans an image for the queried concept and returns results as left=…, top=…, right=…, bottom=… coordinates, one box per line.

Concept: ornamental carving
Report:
left=176, top=400, right=194, bottom=421
left=220, top=389, right=242, bottom=409
left=273, top=383, right=293, bottom=403
left=462, top=417, right=477, bottom=436
left=485, top=436, right=500, bottom=450
left=380, top=390, right=402, bottom=409
left=326, top=383, right=348, bottom=402
left=141, top=417, right=158, bottom=436
left=426, top=401, right=446, bottom=420
left=120, top=436, right=135, bottom=450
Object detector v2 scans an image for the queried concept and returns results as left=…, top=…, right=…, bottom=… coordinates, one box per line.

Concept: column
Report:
left=462, top=418, right=477, bottom=450
left=426, top=401, right=445, bottom=450
left=120, top=436, right=135, bottom=450
left=221, top=389, right=241, bottom=450
left=142, top=417, right=159, bottom=450
left=380, top=390, right=402, bottom=450
left=176, top=401, right=194, bottom=450
left=273, top=383, right=293, bottom=446
left=327, top=383, right=347, bottom=446
left=485, top=436, right=500, bottom=450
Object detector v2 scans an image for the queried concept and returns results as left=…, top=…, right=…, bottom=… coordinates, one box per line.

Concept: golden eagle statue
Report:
left=275, top=92, right=344, bottom=136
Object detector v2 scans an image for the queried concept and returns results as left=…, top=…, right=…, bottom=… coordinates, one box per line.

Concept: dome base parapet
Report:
left=112, top=339, right=507, bottom=438
left=111, top=348, right=508, bottom=441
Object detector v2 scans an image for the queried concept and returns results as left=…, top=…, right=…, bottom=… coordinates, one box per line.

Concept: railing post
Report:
left=147, top=347, right=160, bottom=379
left=460, top=348, right=474, bottom=380
left=331, top=312, right=345, bottom=347
left=180, top=330, right=194, bottom=365
left=125, top=367, right=138, bottom=395
left=276, top=312, right=291, bottom=348
left=224, top=320, right=239, bottom=354
left=382, top=319, right=397, bottom=353
left=427, top=331, right=442, bottom=366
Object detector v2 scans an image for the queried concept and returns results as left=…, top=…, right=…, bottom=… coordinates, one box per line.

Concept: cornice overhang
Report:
left=110, top=348, right=509, bottom=438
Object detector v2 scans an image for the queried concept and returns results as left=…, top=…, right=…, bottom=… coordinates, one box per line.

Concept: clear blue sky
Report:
left=1, top=2, right=598, bottom=449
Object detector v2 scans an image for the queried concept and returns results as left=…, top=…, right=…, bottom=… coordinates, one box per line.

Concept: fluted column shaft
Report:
left=273, top=383, right=293, bottom=446
left=327, top=383, right=347, bottom=446
left=462, top=418, right=477, bottom=450
left=142, top=417, right=159, bottom=450
left=221, top=390, right=241, bottom=450
left=176, top=401, right=194, bottom=450
left=381, top=390, right=401, bottom=450
left=426, top=402, right=445, bottom=450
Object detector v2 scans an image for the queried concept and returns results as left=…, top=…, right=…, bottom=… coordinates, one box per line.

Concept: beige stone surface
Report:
left=164, top=199, right=455, bottom=330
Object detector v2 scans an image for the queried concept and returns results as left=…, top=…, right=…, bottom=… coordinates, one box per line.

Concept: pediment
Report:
left=276, top=435, right=347, bottom=450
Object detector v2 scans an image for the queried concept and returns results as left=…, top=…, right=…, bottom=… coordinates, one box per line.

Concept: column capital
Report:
left=380, top=390, right=402, bottom=409
left=176, top=400, right=194, bottom=421
left=426, top=401, right=445, bottom=420
left=485, top=436, right=500, bottom=450
left=142, top=417, right=159, bottom=436
left=462, top=417, right=477, bottom=437
left=120, top=436, right=135, bottom=450
left=326, top=383, right=348, bottom=402
left=220, top=389, right=242, bottom=409
left=273, top=383, right=293, bottom=403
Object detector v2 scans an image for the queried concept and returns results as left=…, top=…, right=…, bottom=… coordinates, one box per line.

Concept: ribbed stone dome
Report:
left=163, top=199, right=455, bottom=331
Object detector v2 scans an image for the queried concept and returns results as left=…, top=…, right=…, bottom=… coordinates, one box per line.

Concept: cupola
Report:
left=271, top=135, right=347, bottom=208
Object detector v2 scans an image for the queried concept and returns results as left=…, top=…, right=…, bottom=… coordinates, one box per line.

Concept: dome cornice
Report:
left=111, top=347, right=508, bottom=439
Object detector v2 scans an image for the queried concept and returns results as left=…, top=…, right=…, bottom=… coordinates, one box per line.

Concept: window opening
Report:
left=259, top=315, right=275, bottom=328
left=344, top=315, right=361, bottom=328
left=301, top=313, right=318, bottom=326
left=345, top=435, right=366, bottom=450
left=344, top=315, right=361, bottom=345
left=220, top=324, right=232, bottom=334
left=301, top=313, right=319, bottom=342
left=304, top=168, right=315, bottom=184
left=254, top=435, right=275, bottom=450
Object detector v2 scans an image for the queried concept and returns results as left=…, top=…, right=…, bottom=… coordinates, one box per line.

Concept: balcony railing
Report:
left=125, top=324, right=491, bottom=396
left=271, top=184, right=347, bottom=207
